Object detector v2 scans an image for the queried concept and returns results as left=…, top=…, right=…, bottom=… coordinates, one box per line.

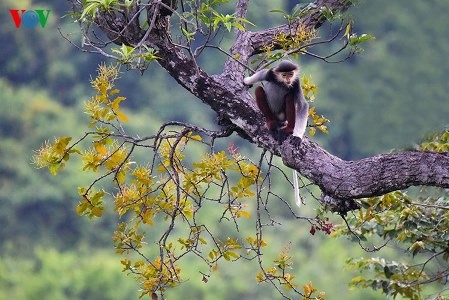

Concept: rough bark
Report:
left=79, top=0, right=449, bottom=209
left=281, top=137, right=449, bottom=200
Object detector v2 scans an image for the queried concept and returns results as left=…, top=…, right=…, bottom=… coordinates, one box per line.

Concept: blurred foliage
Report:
left=0, top=247, right=140, bottom=300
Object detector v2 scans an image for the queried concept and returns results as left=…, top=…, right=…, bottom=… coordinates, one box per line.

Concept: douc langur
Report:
left=243, top=60, right=309, bottom=207
left=243, top=60, right=309, bottom=140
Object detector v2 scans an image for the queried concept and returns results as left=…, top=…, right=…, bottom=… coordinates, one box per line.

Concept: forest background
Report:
left=1, top=0, right=449, bottom=299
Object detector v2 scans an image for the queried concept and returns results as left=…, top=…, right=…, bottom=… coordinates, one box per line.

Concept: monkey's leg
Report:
left=255, top=86, right=278, bottom=131
left=281, top=94, right=295, bottom=134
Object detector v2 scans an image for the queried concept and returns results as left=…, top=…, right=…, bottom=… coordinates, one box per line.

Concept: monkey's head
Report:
left=274, top=61, right=299, bottom=88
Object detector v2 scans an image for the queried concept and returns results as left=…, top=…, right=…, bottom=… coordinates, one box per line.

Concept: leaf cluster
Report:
left=420, top=130, right=449, bottom=153
left=348, top=257, right=426, bottom=300
left=335, top=191, right=449, bottom=299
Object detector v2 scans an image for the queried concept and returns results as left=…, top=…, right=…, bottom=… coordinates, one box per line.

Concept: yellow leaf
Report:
left=94, top=143, right=108, bottom=155
left=91, top=206, right=104, bottom=217
left=284, top=273, right=294, bottom=281
left=76, top=202, right=86, bottom=215
left=110, top=88, right=120, bottom=96
left=309, top=127, right=316, bottom=136
left=121, top=258, right=131, bottom=269
left=190, top=135, right=202, bottom=141
left=116, top=111, right=129, bottom=122
left=49, top=164, right=60, bottom=176
left=211, top=263, right=218, bottom=272
left=142, top=211, right=154, bottom=226
left=111, top=96, right=126, bottom=110
left=344, top=22, right=351, bottom=37
left=236, top=210, right=251, bottom=219
left=256, top=271, right=264, bottom=282
left=114, top=96, right=126, bottom=102
left=318, top=125, right=329, bottom=134
left=134, top=260, right=145, bottom=268
left=308, top=107, right=316, bottom=115
left=116, top=170, right=126, bottom=184
left=303, top=281, right=315, bottom=295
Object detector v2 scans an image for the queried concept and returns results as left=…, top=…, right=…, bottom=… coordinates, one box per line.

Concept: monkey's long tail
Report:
left=292, top=170, right=302, bottom=207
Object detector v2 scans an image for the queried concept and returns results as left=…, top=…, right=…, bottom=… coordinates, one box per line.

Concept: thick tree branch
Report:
left=281, top=137, right=449, bottom=200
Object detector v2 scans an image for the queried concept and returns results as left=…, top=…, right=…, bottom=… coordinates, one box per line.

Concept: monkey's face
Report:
left=277, top=70, right=298, bottom=87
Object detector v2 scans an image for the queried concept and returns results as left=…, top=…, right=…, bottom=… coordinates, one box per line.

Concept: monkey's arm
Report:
left=243, top=69, right=269, bottom=86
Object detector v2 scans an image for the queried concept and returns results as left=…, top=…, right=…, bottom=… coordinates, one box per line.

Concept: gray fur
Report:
left=243, top=69, right=268, bottom=86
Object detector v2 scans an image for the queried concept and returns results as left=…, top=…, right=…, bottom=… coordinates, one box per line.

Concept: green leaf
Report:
left=91, top=206, right=104, bottom=217
left=269, top=9, right=287, bottom=14
left=349, top=34, right=376, bottom=46
left=224, top=22, right=232, bottom=32
left=232, top=22, right=245, bottom=32
left=383, top=265, right=393, bottom=279
left=49, top=164, right=60, bottom=176
left=76, top=202, right=87, bottom=215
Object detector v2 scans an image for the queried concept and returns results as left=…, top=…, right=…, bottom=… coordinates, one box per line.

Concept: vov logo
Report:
left=9, top=9, right=51, bottom=29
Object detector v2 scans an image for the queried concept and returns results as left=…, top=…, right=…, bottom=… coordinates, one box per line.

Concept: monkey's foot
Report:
left=273, top=130, right=290, bottom=144
left=290, top=135, right=303, bottom=148
left=280, top=126, right=294, bottom=135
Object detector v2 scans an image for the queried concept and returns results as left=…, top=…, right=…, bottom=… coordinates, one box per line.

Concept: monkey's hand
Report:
left=243, top=77, right=253, bottom=88
left=279, top=120, right=288, bottom=129
left=279, top=121, right=294, bottom=134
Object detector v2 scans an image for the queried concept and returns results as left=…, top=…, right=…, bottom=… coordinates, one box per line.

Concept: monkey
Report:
left=243, top=60, right=309, bottom=207
left=243, top=60, right=309, bottom=141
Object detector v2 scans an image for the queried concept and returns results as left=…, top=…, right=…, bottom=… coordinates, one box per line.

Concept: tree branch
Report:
left=281, top=137, right=449, bottom=200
